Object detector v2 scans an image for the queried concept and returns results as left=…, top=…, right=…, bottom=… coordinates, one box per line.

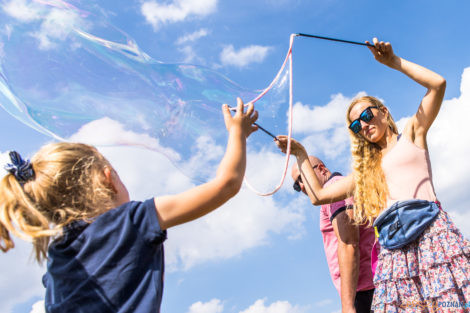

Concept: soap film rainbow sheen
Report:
left=0, top=0, right=290, bottom=188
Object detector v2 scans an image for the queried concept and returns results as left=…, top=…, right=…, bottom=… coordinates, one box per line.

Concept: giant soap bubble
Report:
left=0, top=0, right=291, bottom=192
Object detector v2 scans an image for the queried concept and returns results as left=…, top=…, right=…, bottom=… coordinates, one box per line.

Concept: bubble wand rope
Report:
left=243, top=33, right=371, bottom=196
left=242, top=34, right=295, bottom=196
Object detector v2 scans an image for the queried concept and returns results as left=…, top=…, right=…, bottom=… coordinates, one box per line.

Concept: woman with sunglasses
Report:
left=277, top=38, right=469, bottom=313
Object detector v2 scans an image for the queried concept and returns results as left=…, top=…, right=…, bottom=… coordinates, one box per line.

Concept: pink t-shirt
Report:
left=319, top=174, right=375, bottom=294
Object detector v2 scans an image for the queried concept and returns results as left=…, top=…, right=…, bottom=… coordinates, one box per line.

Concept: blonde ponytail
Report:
left=0, top=143, right=116, bottom=263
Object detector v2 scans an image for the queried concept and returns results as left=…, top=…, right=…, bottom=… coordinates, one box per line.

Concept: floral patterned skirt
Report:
left=371, top=210, right=470, bottom=313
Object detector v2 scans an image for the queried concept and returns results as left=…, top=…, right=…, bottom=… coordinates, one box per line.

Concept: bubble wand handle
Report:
left=295, top=33, right=374, bottom=47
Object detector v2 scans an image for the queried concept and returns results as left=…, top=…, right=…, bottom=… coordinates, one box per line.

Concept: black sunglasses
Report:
left=348, top=106, right=378, bottom=134
left=292, top=164, right=320, bottom=192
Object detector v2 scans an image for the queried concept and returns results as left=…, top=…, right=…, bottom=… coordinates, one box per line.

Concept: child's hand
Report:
left=275, top=135, right=307, bottom=157
left=366, top=37, right=399, bottom=68
left=222, top=97, right=259, bottom=138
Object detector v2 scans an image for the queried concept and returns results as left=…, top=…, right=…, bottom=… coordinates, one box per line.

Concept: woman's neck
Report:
left=377, top=127, right=398, bottom=150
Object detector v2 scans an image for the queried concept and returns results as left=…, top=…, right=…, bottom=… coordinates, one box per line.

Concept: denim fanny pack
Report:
left=373, top=199, right=440, bottom=250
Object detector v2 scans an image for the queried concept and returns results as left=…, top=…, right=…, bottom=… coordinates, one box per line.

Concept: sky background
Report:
left=1, top=1, right=470, bottom=313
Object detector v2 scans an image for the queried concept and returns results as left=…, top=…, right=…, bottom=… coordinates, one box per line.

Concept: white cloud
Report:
left=426, top=66, right=470, bottom=213
left=91, top=140, right=305, bottom=272
left=187, top=298, right=306, bottom=313
left=180, top=135, right=224, bottom=181
left=165, top=187, right=305, bottom=270
left=292, top=92, right=366, bottom=134
left=177, top=28, right=209, bottom=45
left=239, top=298, right=304, bottom=313
left=31, top=8, right=82, bottom=50
left=447, top=210, right=470, bottom=238
left=178, top=45, right=197, bottom=63
left=2, top=1, right=85, bottom=50
left=245, top=148, right=290, bottom=194
left=0, top=240, right=45, bottom=313
left=290, top=93, right=367, bottom=162
left=220, top=45, right=272, bottom=68
left=141, top=0, right=217, bottom=31
left=2, top=0, right=43, bottom=22
left=69, top=117, right=181, bottom=162
left=30, top=300, right=45, bottom=313
left=314, top=298, right=333, bottom=307
left=0, top=150, right=10, bottom=179
left=188, top=299, right=224, bottom=313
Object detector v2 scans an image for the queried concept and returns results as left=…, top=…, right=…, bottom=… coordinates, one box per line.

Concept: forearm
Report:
left=338, top=243, right=359, bottom=311
left=296, top=153, right=324, bottom=204
left=387, top=56, right=446, bottom=91
left=215, top=126, right=246, bottom=193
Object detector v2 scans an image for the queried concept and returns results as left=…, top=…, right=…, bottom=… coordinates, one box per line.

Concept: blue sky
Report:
left=1, top=1, right=470, bottom=313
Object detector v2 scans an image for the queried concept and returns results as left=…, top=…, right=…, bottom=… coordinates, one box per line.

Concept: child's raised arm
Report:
left=154, top=98, right=258, bottom=230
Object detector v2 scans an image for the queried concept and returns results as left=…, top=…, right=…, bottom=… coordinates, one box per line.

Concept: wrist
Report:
left=386, top=55, right=401, bottom=69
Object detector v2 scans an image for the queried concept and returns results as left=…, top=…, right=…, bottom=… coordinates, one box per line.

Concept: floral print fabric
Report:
left=372, top=210, right=470, bottom=313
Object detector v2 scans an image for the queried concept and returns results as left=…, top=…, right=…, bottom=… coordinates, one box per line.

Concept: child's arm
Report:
left=154, top=98, right=258, bottom=230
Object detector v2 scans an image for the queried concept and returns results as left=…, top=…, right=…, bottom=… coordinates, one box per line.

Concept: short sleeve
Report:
left=129, top=199, right=167, bottom=245
left=328, top=200, right=348, bottom=221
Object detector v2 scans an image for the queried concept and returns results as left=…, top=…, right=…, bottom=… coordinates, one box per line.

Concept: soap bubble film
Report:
left=0, top=0, right=290, bottom=189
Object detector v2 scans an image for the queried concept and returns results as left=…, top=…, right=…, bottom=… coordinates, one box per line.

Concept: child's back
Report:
left=45, top=200, right=165, bottom=312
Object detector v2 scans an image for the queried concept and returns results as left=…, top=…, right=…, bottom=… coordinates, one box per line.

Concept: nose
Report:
left=360, top=119, right=371, bottom=130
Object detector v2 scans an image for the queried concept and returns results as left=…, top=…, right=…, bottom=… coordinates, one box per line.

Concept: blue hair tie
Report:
left=4, top=151, right=35, bottom=184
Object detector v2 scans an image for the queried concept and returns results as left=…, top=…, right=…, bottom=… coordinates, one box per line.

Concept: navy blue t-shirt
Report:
left=43, top=199, right=167, bottom=313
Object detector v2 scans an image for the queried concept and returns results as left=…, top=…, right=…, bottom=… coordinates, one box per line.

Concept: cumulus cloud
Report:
left=290, top=92, right=366, bottom=162
left=0, top=150, right=10, bottom=179
left=425, top=66, right=470, bottom=212
left=448, top=210, right=470, bottom=238
left=188, top=299, right=224, bottom=313
left=314, top=298, right=333, bottom=307
left=90, top=135, right=304, bottom=271
left=187, top=298, right=305, bottom=313
left=292, top=92, right=366, bottom=134
left=2, top=0, right=85, bottom=50
left=69, top=117, right=181, bottom=162
left=141, top=0, right=217, bottom=31
left=165, top=186, right=305, bottom=270
left=0, top=240, right=46, bottom=313
left=2, top=0, right=43, bottom=22
left=30, top=300, right=45, bottom=313
left=176, top=28, right=209, bottom=45
left=239, top=298, right=304, bottom=313
left=220, top=45, right=272, bottom=68
left=31, top=8, right=82, bottom=50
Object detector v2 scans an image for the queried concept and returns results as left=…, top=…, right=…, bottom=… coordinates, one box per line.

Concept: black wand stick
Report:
left=296, top=33, right=374, bottom=47
left=253, top=122, right=278, bottom=141
left=228, top=106, right=278, bottom=141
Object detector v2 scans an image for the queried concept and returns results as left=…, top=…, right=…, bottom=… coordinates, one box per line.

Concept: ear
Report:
left=379, top=106, right=389, bottom=116
left=103, top=167, right=117, bottom=193
left=317, top=163, right=326, bottom=171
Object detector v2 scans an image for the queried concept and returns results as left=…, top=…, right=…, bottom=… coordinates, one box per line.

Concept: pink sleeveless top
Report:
left=381, top=135, right=437, bottom=207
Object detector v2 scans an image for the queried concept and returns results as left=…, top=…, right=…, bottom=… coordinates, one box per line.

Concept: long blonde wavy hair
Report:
left=0, top=142, right=116, bottom=263
left=346, top=96, right=398, bottom=226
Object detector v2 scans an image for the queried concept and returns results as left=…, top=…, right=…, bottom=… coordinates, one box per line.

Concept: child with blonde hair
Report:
left=0, top=98, right=258, bottom=313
